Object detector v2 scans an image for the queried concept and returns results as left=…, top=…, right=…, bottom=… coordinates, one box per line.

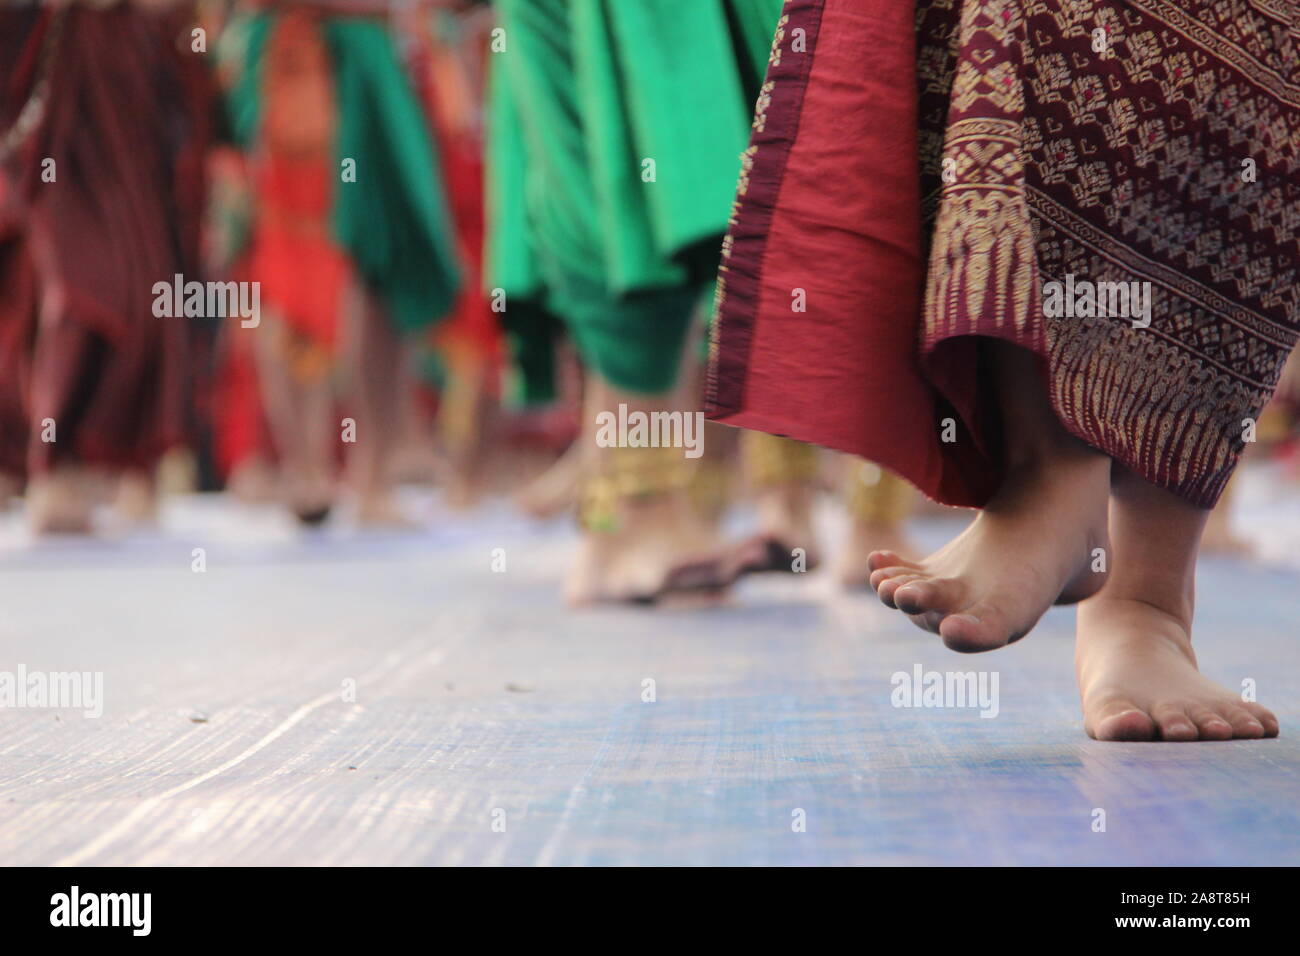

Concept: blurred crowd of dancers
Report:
left=1, top=0, right=1297, bottom=604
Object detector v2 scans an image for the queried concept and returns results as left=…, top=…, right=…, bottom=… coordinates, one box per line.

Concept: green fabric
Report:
left=728, top=0, right=787, bottom=92
left=223, top=14, right=266, bottom=147
left=484, top=57, right=543, bottom=302
left=571, top=0, right=683, bottom=295
left=486, top=0, right=784, bottom=398
left=485, top=52, right=559, bottom=403
left=224, top=13, right=460, bottom=335
left=415, top=347, right=448, bottom=391
left=502, top=302, right=564, bottom=406
left=602, top=0, right=749, bottom=274
left=328, top=20, right=460, bottom=334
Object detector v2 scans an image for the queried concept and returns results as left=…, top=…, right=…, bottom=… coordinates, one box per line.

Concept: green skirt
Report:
left=487, top=0, right=783, bottom=399
left=224, top=13, right=461, bottom=335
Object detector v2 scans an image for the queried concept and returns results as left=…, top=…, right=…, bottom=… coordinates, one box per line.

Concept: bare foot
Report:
left=282, top=466, right=334, bottom=527
left=113, top=472, right=159, bottom=528
left=838, top=519, right=916, bottom=590
left=564, top=492, right=727, bottom=605
left=228, top=457, right=279, bottom=505
left=514, top=442, right=584, bottom=520
left=1076, top=594, right=1278, bottom=741
left=868, top=450, right=1109, bottom=651
left=0, top=473, right=20, bottom=511
left=355, top=490, right=418, bottom=529
left=27, top=468, right=96, bottom=535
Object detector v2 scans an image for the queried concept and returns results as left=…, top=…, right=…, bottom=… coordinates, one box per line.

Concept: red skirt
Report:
left=707, top=0, right=1300, bottom=508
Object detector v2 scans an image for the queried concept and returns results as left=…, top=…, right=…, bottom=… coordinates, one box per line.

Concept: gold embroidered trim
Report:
left=768, top=13, right=789, bottom=70
left=924, top=118, right=1039, bottom=339
left=578, top=445, right=695, bottom=534
left=742, top=432, right=818, bottom=489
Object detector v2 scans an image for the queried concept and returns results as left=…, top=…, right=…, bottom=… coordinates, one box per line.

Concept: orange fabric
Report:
left=247, top=11, right=351, bottom=351
left=247, top=157, right=350, bottom=349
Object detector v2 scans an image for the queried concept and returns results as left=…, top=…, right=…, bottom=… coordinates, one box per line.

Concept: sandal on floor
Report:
left=729, top=534, right=820, bottom=577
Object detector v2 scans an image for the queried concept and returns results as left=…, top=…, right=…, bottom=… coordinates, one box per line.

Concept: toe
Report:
left=867, top=550, right=920, bottom=574
left=937, top=600, right=1011, bottom=653
left=1186, top=704, right=1234, bottom=741
left=905, top=610, right=945, bottom=636
left=877, top=573, right=924, bottom=609
left=1242, top=703, right=1280, bottom=738
left=893, top=576, right=964, bottom=616
left=1089, top=699, right=1156, bottom=741
left=869, top=565, right=918, bottom=591
left=1220, top=705, right=1266, bottom=739
left=1152, top=703, right=1198, bottom=741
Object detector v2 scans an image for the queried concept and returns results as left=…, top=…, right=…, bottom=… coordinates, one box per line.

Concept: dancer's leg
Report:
left=869, top=340, right=1110, bottom=650
left=1076, top=466, right=1278, bottom=741
left=26, top=298, right=97, bottom=534
left=253, top=316, right=334, bottom=523
left=741, top=432, right=821, bottom=571
left=564, top=375, right=725, bottom=605
left=342, top=283, right=408, bottom=525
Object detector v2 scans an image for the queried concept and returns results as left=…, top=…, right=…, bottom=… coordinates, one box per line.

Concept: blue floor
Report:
left=0, top=492, right=1296, bottom=865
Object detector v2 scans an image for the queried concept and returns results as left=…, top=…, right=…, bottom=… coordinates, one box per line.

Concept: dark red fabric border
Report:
left=705, top=0, right=826, bottom=423
left=706, top=0, right=963, bottom=503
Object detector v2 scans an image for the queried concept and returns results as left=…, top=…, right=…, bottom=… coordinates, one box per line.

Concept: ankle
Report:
left=1092, top=584, right=1195, bottom=632
left=1006, top=431, right=1105, bottom=476
left=598, top=489, right=692, bottom=540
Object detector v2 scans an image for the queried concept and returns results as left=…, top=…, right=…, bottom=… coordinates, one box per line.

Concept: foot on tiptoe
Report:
left=1076, top=594, right=1278, bottom=742
left=564, top=492, right=729, bottom=606
left=867, top=454, right=1109, bottom=652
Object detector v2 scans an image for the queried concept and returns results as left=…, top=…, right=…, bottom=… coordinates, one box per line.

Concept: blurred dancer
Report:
left=734, top=434, right=917, bottom=587
left=220, top=1, right=460, bottom=523
left=0, top=2, right=211, bottom=533
left=487, top=0, right=784, bottom=603
left=409, top=0, right=503, bottom=504
left=709, top=0, right=1295, bottom=740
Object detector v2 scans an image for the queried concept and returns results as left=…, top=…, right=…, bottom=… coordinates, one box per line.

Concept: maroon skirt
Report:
left=707, top=0, right=1300, bottom=508
left=0, top=7, right=209, bottom=478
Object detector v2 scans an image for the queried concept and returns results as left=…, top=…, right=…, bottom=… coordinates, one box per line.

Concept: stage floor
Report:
left=1, top=489, right=1298, bottom=866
